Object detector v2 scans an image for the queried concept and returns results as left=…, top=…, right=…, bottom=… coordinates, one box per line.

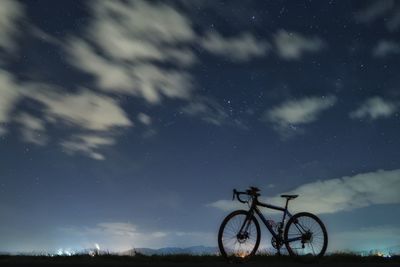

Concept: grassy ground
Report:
left=0, top=253, right=399, bottom=266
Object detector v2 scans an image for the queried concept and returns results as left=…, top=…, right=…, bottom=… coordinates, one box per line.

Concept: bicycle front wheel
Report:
left=218, top=210, right=260, bottom=262
left=284, top=212, right=328, bottom=259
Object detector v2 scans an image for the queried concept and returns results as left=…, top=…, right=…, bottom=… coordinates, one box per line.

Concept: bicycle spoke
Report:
left=309, top=242, right=316, bottom=255
left=219, top=212, right=259, bottom=259
left=284, top=213, right=327, bottom=258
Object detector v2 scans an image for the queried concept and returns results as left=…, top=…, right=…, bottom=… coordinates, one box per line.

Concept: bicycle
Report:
left=218, top=186, right=328, bottom=262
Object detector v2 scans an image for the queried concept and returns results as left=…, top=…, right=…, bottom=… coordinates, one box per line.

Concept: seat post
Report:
left=284, top=198, right=289, bottom=210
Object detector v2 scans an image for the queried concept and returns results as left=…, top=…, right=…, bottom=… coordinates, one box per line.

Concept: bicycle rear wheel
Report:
left=218, top=210, right=260, bottom=262
left=284, top=212, right=328, bottom=260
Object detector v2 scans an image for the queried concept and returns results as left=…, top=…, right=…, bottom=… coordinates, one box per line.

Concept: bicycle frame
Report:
left=239, top=197, right=304, bottom=244
left=255, top=199, right=292, bottom=239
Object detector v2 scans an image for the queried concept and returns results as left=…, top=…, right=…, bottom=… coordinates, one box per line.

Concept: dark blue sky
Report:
left=0, top=0, right=400, bottom=253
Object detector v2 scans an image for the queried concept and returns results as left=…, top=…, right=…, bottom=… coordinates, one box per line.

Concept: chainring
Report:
left=271, top=237, right=282, bottom=249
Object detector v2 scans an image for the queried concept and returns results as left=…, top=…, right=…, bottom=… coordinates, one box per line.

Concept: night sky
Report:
left=1, top=0, right=400, bottom=254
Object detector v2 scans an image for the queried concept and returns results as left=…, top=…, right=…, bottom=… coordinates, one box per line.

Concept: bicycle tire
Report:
left=284, top=212, right=328, bottom=261
left=218, top=210, right=261, bottom=262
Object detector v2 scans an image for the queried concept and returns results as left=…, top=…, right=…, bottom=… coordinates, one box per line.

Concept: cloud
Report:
left=0, top=70, right=22, bottom=135
left=67, top=39, right=194, bottom=104
left=60, top=222, right=143, bottom=251
left=66, top=0, right=195, bottom=104
left=182, top=97, right=247, bottom=128
left=263, top=95, right=336, bottom=136
left=65, top=1, right=270, bottom=104
left=26, top=88, right=132, bottom=131
left=355, top=0, right=394, bottom=23
left=387, top=9, right=400, bottom=31
left=137, top=113, right=152, bottom=126
left=207, top=199, right=247, bottom=212
left=30, top=26, right=64, bottom=47
left=209, top=169, right=400, bottom=214
left=200, top=31, right=270, bottom=61
left=24, top=88, right=132, bottom=160
left=1, top=0, right=268, bottom=160
left=273, top=30, right=325, bottom=60
left=15, top=112, right=48, bottom=146
left=182, top=98, right=229, bottom=126
left=350, top=97, right=398, bottom=120
left=0, top=1, right=140, bottom=160
left=96, top=222, right=137, bottom=237
left=373, top=40, right=400, bottom=57
left=355, top=1, right=400, bottom=32
left=60, top=222, right=213, bottom=251
left=275, top=169, right=400, bottom=214
left=61, top=134, right=117, bottom=160
left=0, top=0, right=24, bottom=53
left=95, top=1, right=195, bottom=45
left=0, top=71, right=133, bottom=160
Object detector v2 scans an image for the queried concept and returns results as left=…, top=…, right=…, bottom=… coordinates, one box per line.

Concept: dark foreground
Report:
left=1, top=255, right=399, bottom=267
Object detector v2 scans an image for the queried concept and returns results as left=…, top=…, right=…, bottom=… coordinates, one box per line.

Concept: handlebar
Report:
left=232, top=187, right=260, bottom=203
left=232, top=189, right=247, bottom=203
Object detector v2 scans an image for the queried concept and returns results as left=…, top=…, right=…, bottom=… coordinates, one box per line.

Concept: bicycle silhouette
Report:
left=218, top=187, right=328, bottom=261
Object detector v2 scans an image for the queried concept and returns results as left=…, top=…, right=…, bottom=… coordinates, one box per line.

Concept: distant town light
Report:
left=56, top=248, right=75, bottom=256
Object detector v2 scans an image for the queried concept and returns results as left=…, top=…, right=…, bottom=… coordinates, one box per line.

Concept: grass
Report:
left=0, top=253, right=399, bottom=264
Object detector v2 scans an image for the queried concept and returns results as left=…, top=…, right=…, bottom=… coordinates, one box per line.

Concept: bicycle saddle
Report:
left=280, top=194, right=298, bottom=200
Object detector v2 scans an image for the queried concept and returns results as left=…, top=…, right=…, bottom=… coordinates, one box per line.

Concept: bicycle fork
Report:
left=237, top=212, right=254, bottom=239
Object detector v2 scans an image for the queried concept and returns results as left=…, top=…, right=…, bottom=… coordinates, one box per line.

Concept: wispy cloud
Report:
left=207, top=199, right=247, bottom=212
left=182, top=98, right=229, bottom=126
left=350, top=97, right=398, bottom=120
left=209, top=169, right=400, bottom=214
left=28, top=88, right=132, bottom=131
left=200, top=31, right=270, bottom=61
left=61, top=134, right=117, bottom=161
left=66, top=38, right=193, bottom=104
left=96, top=222, right=137, bottom=237
left=0, top=0, right=269, bottom=160
left=0, top=1, right=134, bottom=160
left=25, top=88, right=133, bottom=160
left=355, top=0, right=400, bottom=32
left=0, top=73, right=133, bottom=159
left=182, top=97, right=247, bottom=128
left=60, top=222, right=147, bottom=251
left=387, top=9, right=400, bottom=31
left=275, top=169, right=400, bottom=214
left=263, top=95, right=336, bottom=137
left=0, top=0, right=24, bottom=53
left=0, top=70, right=22, bottom=135
left=60, top=222, right=213, bottom=251
left=65, top=1, right=269, bottom=104
left=373, top=40, right=400, bottom=57
left=273, top=30, right=325, bottom=60
left=137, top=113, right=152, bottom=126
left=355, top=0, right=394, bottom=24
left=15, top=112, right=48, bottom=146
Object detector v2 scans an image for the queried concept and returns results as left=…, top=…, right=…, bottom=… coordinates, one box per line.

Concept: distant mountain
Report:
left=123, top=246, right=219, bottom=256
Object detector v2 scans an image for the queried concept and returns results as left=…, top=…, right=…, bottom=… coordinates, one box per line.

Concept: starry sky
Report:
left=1, top=0, right=400, bottom=254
